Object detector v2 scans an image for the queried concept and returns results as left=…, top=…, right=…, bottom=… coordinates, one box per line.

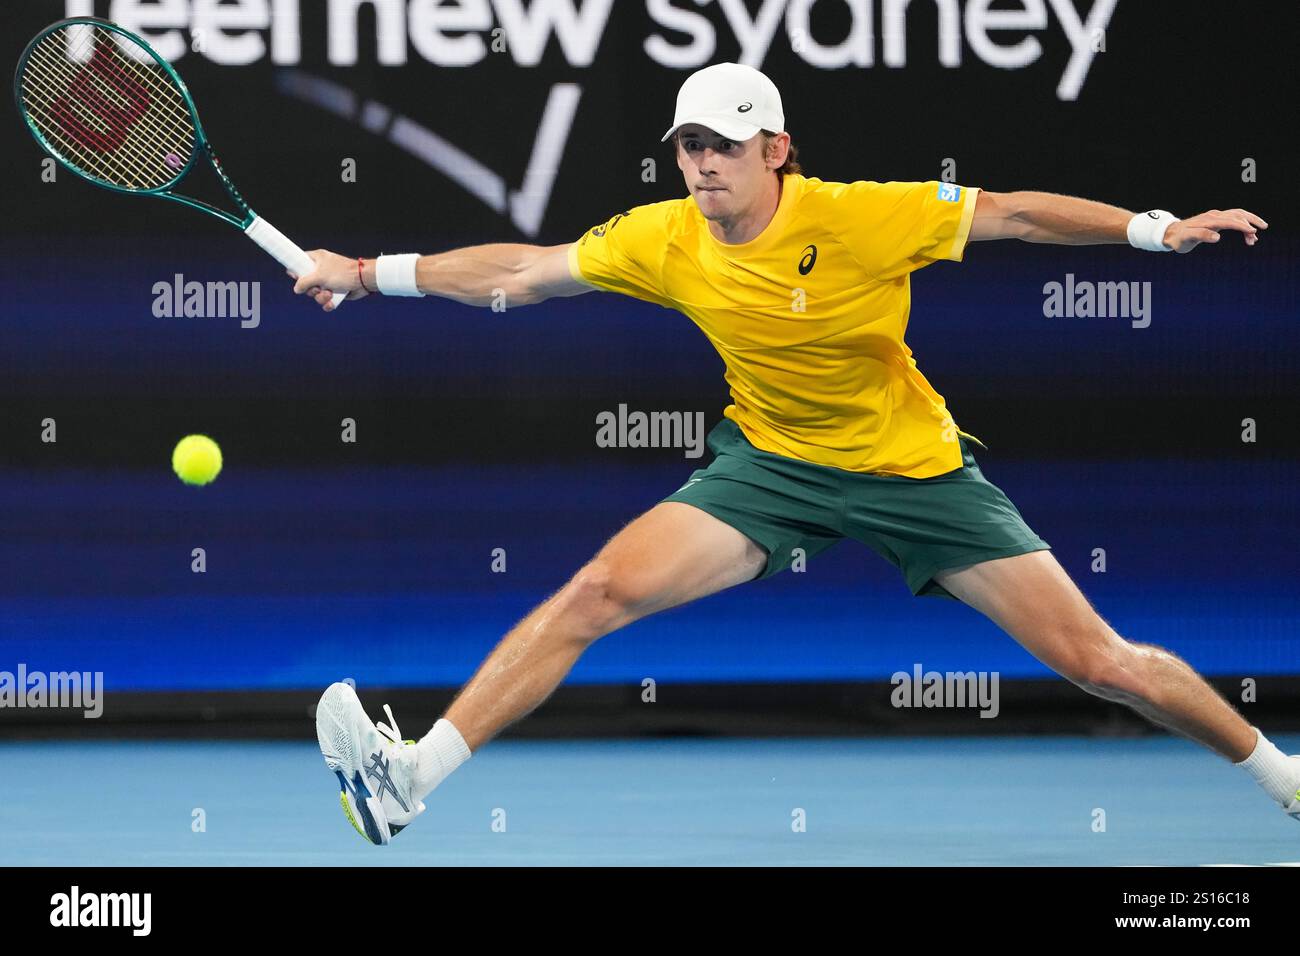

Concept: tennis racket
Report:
left=15, top=17, right=345, bottom=309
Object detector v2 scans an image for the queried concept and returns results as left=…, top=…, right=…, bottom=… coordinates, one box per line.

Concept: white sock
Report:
left=1236, top=727, right=1299, bottom=806
left=412, top=718, right=471, bottom=801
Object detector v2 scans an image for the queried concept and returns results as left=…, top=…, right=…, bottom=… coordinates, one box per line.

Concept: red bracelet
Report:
left=357, top=257, right=374, bottom=293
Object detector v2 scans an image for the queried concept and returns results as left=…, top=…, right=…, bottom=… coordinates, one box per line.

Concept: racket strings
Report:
left=75, top=33, right=196, bottom=153
left=21, top=44, right=150, bottom=189
left=25, top=32, right=193, bottom=185
left=21, top=27, right=195, bottom=191
left=21, top=55, right=155, bottom=191
left=34, top=30, right=194, bottom=168
left=22, top=39, right=185, bottom=190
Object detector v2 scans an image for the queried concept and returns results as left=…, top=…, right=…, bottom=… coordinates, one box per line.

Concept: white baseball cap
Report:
left=661, top=62, right=785, bottom=143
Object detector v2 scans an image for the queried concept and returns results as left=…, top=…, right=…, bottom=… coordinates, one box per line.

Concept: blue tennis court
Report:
left=4, top=736, right=1297, bottom=866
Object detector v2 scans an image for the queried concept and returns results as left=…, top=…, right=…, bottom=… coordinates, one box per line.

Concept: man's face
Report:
left=674, top=124, right=775, bottom=222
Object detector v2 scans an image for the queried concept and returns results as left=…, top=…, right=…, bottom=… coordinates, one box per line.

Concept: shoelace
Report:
left=375, top=703, right=404, bottom=745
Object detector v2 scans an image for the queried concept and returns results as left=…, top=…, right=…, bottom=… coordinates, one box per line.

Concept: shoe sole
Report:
left=336, top=769, right=390, bottom=845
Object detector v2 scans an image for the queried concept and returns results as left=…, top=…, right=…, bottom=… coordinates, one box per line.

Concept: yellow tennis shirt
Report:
left=567, top=174, right=980, bottom=478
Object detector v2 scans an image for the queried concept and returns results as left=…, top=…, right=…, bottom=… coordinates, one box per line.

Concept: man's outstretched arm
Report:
left=291, top=243, right=589, bottom=311
left=969, top=191, right=1267, bottom=253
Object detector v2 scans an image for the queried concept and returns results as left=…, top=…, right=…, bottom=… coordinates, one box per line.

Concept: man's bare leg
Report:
left=312, top=500, right=762, bottom=843
left=935, top=550, right=1256, bottom=759
left=443, top=502, right=767, bottom=751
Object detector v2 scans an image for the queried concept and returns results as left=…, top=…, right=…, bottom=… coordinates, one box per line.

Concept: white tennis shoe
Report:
left=315, top=681, right=424, bottom=845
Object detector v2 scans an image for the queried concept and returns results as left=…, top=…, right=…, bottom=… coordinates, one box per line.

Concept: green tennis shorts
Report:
left=661, top=418, right=1051, bottom=599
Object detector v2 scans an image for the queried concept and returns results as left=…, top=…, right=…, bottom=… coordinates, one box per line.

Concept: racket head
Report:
left=15, top=17, right=203, bottom=196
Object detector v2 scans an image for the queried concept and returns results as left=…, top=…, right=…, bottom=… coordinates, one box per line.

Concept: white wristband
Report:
left=1127, top=210, right=1179, bottom=252
left=375, top=253, right=424, bottom=296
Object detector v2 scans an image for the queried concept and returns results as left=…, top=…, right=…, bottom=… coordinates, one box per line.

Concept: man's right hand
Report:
left=290, top=250, right=372, bottom=311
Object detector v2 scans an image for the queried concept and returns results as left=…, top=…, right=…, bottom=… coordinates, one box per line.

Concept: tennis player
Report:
left=296, top=63, right=1291, bottom=846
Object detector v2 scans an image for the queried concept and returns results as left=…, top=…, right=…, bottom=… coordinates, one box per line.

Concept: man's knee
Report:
left=553, top=560, right=653, bottom=641
left=1051, top=625, right=1149, bottom=704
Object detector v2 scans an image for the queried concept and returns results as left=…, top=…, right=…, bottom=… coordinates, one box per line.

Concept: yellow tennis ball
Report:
left=172, top=434, right=223, bottom=486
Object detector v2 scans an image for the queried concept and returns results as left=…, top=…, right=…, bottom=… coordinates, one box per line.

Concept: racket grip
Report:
left=244, top=215, right=347, bottom=310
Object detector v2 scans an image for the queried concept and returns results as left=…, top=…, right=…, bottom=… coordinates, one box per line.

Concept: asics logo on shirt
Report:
left=798, top=245, right=817, bottom=275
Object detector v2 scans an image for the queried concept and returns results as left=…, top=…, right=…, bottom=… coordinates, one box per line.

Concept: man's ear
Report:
left=764, top=132, right=791, bottom=170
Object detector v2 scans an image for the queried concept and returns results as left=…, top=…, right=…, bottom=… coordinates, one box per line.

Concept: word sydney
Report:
left=67, top=0, right=1119, bottom=100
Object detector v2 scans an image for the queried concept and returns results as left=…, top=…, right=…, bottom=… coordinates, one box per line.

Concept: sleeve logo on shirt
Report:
left=937, top=183, right=962, bottom=203
left=588, top=210, right=632, bottom=239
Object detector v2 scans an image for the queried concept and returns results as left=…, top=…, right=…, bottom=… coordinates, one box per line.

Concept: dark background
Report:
left=0, top=1, right=1296, bottom=714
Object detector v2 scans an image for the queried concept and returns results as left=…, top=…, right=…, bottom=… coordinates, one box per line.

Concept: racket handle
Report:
left=244, top=215, right=347, bottom=310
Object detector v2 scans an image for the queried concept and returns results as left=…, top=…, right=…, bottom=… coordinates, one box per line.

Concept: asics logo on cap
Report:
left=661, top=63, right=784, bottom=143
